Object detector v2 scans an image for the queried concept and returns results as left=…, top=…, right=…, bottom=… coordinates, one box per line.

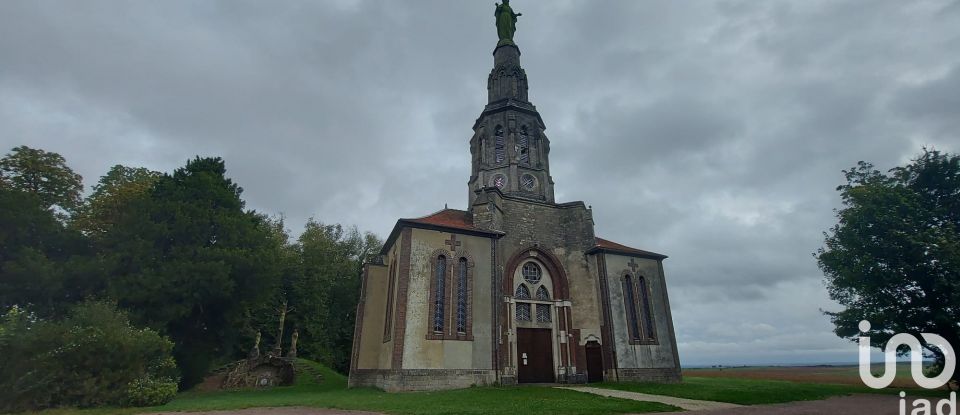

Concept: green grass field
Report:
left=595, top=375, right=952, bottom=405
left=26, top=361, right=956, bottom=415
left=30, top=360, right=678, bottom=415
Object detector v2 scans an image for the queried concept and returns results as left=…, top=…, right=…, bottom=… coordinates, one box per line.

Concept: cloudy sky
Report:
left=2, top=0, right=958, bottom=366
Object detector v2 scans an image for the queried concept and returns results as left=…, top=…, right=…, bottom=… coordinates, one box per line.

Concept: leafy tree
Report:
left=0, top=188, right=94, bottom=316
left=818, top=149, right=960, bottom=384
left=101, top=157, right=283, bottom=387
left=72, top=165, right=161, bottom=238
left=0, top=146, right=83, bottom=214
left=0, top=301, right=178, bottom=411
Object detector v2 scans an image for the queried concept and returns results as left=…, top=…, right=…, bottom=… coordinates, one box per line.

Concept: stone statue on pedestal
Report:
left=495, top=0, right=522, bottom=45
left=287, top=329, right=298, bottom=359
left=248, top=331, right=261, bottom=359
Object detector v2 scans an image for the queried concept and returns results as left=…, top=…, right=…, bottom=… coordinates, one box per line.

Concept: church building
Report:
left=349, top=4, right=682, bottom=391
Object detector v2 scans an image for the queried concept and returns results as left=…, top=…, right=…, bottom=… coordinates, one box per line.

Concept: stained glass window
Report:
left=516, top=303, right=531, bottom=321
left=536, top=285, right=550, bottom=301
left=433, top=256, right=446, bottom=333
left=515, top=284, right=531, bottom=299
left=536, top=304, right=551, bottom=322
left=522, top=262, right=541, bottom=284
left=456, top=258, right=468, bottom=334
left=639, top=276, right=655, bottom=340
left=624, top=275, right=641, bottom=341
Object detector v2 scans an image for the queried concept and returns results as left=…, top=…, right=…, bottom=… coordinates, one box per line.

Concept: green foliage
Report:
left=72, top=165, right=161, bottom=238
left=818, top=149, right=960, bottom=374
left=0, top=301, right=179, bottom=411
left=0, top=145, right=83, bottom=214
left=123, top=377, right=178, bottom=407
left=0, top=187, right=95, bottom=316
left=101, top=157, right=284, bottom=387
left=286, top=221, right=381, bottom=373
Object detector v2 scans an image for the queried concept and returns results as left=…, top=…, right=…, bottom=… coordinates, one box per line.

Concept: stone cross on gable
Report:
left=628, top=258, right=640, bottom=274
left=445, top=234, right=461, bottom=252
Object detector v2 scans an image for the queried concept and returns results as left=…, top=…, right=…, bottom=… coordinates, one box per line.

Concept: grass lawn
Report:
left=30, top=360, right=678, bottom=415
left=594, top=376, right=951, bottom=405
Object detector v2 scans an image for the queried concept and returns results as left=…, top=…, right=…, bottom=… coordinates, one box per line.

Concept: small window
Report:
left=536, top=304, right=551, bottom=322
left=515, top=284, right=531, bottom=300
left=522, top=262, right=542, bottom=284
left=516, top=303, right=531, bottom=321
left=623, top=275, right=641, bottom=341
left=638, top=276, right=656, bottom=340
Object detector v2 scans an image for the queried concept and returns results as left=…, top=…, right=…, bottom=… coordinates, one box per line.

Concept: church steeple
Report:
left=468, top=15, right=555, bottom=208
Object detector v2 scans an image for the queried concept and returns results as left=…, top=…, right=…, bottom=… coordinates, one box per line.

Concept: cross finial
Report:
left=445, top=234, right=461, bottom=252
left=628, top=258, right=640, bottom=273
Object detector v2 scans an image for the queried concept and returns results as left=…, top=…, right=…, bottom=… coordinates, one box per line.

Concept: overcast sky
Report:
left=2, top=0, right=958, bottom=366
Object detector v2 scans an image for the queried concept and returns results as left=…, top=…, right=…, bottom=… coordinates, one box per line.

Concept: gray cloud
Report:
left=2, top=0, right=957, bottom=366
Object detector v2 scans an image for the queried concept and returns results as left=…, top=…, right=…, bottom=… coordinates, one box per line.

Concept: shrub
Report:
left=0, top=301, right=180, bottom=411
left=123, top=376, right=179, bottom=407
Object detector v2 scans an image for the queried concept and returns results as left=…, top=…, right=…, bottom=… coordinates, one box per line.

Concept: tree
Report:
left=0, top=146, right=83, bottom=214
left=72, top=165, right=161, bottom=238
left=101, top=157, right=283, bottom=387
left=284, top=220, right=381, bottom=373
left=818, top=149, right=960, bottom=384
left=0, top=187, right=94, bottom=316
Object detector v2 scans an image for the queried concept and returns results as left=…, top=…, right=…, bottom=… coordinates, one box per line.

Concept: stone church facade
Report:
left=349, top=34, right=681, bottom=392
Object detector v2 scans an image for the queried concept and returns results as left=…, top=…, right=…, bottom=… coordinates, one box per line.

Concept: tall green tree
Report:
left=818, top=149, right=960, bottom=383
left=72, top=165, right=161, bottom=238
left=0, top=146, right=83, bottom=214
left=102, top=157, right=283, bottom=387
left=284, top=221, right=381, bottom=373
left=0, top=188, right=94, bottom=316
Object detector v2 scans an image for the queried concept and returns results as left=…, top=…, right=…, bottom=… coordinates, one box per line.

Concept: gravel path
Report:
left=556, top=386, right=742, bottom=411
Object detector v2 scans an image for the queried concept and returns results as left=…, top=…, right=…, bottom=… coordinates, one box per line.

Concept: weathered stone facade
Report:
left=349, top=38, right=681, bottom=392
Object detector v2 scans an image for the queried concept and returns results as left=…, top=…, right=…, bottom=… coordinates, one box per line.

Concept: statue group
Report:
left=495, top=0, right=522, bottom=45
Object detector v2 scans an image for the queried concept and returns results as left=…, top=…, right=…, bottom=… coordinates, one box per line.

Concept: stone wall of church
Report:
left=493, top=195, right=603, bottom=378
left=401, top=228, right=494, bottom=370
left=603, top=254, right=681, bottom=382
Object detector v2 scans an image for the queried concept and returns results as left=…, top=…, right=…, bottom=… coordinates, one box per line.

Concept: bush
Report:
left=0, top=301, right=180, bottom=411
left=123, top=376, right=179, bottom=407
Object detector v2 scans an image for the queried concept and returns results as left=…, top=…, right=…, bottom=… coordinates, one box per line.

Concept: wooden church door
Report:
left=517, top=328, right=554, bottom=383
left=585, top=341, right=603, bottom=382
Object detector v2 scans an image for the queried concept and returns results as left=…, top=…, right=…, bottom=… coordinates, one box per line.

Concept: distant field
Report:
left=684, top=363, right=925, bottom=389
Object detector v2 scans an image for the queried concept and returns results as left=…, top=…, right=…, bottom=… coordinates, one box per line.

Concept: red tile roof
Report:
left=402, top=209, right=479, bottom=232
left=593, top=237, right=667, bottom=259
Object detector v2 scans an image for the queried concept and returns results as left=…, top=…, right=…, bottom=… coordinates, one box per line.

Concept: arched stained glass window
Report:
left=623, top=275, right=641, bottom=341
left=456, top=258, right=468, bottom=334
left=515, top=284, right=531, bottom=300
left=535, top=285, right=550, bottom=301
left=638, top=276, right=656, bottom=340
left=433, top=255, right=446, bottom=333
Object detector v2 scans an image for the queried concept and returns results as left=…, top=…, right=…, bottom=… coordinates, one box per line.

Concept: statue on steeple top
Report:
left=495, top=0, right=522, bottom=46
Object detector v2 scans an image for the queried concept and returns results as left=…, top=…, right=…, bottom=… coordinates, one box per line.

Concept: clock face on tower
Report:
left=492, top=174, right=506, bottom=189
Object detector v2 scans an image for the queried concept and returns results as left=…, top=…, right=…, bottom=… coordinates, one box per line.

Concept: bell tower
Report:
left=468, top=41, right=555, bottom=207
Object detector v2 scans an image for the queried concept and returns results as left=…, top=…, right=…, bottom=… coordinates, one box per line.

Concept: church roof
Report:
left=404, top=209, right=481, bottom=232
left=380, top=208, right=503, bottom=255
left=591, top=237, right=668, bottom=260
